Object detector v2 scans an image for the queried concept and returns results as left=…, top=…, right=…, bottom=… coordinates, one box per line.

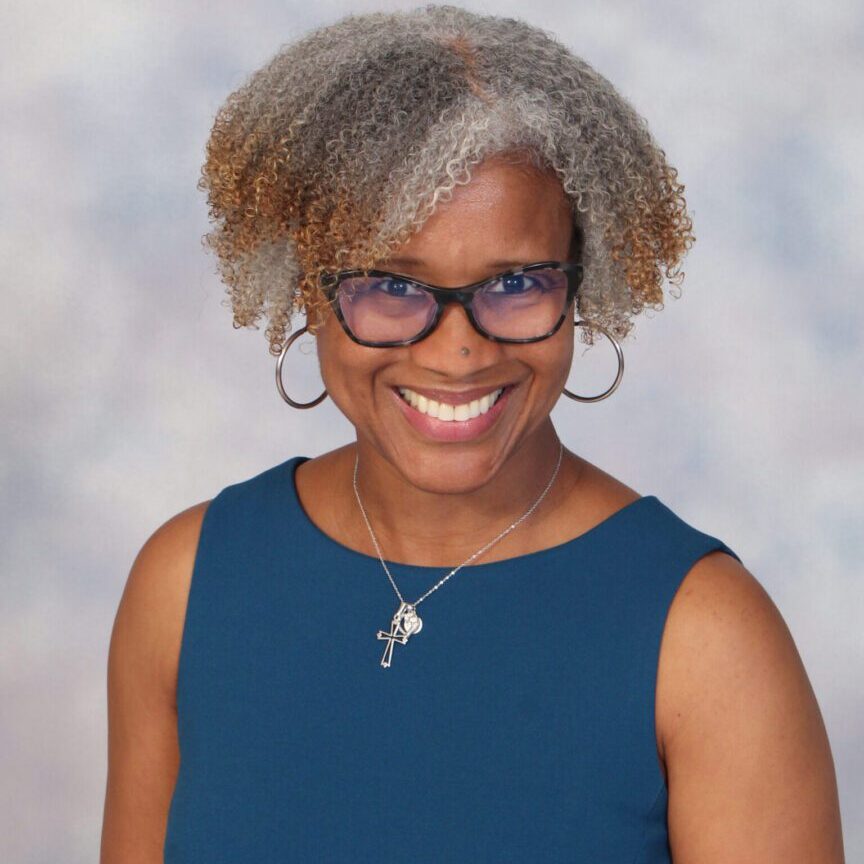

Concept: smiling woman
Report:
left=100, top=5, right=845, bottom=864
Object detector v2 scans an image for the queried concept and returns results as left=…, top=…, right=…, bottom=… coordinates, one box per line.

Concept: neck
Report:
left=347, top=420, right=582, bottom=567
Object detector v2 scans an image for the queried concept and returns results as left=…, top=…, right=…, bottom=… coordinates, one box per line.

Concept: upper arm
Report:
left=656, top=550, right=845, bottom=863
left=100, top=500, right=210, bottom=864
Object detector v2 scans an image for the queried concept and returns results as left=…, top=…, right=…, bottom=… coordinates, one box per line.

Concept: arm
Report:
left=100, top=501, right=210, bottom=864
left=656, top=550, right=845, bottom=863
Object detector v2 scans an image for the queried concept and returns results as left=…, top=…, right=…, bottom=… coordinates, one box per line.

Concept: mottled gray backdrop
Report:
left=3, top=1, right=861, bottom=860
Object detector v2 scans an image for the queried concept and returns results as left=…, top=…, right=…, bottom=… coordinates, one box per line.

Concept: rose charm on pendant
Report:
left=377, top=601, right=423, bottom=668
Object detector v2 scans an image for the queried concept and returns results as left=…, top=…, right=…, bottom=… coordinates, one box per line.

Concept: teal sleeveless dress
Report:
left=164, top=455, right=741, bottom=862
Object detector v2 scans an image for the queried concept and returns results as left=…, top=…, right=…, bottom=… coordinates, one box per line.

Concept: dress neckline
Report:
left=286, top=455, right=658, bottom=574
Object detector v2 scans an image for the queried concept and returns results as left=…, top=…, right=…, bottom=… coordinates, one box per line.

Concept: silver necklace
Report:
left=352, top=440, right=565, bottom=668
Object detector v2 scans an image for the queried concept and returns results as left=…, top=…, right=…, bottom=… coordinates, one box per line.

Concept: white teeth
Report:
left=397, top=386, right=505, bottom=421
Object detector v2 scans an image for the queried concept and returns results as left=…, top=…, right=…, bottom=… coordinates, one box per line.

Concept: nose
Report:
left=408, top=298, right=501, bottom=374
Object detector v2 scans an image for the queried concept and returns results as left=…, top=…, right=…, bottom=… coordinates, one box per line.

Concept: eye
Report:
left=373, top=277, right=424, bottom=298
left=485, top=272, right=545, bottom=295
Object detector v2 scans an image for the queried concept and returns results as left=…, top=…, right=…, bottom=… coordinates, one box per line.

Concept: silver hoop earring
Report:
left=562, top=320, right=624, bottom=403
left=275, top=324, right=329, bottom=409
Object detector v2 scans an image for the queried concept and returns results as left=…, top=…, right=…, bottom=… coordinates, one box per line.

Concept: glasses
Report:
left=320, top=260, right=583, bottom=347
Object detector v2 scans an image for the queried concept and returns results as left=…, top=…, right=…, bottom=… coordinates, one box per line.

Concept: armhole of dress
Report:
left=174, top=491, right=223, bottom=744
left=174, top=457, right=301, bottom=730
left=641, top=534, right=744, bottom=861
left=707, top=540, right=743, bottom=565
left=651, top=535, right=743, bottom=777
left=632, top=780, right=670, bottom=864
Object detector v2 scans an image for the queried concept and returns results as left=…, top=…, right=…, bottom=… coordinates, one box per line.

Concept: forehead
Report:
left=392, top=157, right=572, bottom=260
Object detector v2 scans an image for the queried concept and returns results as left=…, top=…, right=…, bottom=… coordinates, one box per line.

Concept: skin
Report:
left=101, top=155, right=845, bottom=862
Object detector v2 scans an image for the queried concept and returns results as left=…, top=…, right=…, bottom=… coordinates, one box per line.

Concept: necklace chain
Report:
left=352, top=439, right=565, bottom=608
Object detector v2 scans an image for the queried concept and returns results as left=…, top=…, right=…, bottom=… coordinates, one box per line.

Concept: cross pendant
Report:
left=376, top=601, right=423, bottom=668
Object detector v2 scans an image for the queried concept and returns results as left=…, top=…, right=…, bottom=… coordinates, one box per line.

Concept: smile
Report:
left=391, top=384, right=515, bottom=443
left=396, top=386, right=504, bottom=421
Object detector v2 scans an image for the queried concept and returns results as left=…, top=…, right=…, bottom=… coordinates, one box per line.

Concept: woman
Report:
left=101, top=5, right=845, bottom=862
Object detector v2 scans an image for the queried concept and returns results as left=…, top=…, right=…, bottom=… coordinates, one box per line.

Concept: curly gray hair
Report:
left=199, top=3, right=694, bottom=356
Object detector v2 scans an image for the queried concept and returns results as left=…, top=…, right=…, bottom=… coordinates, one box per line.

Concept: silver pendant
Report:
left=377, top=601, right=423, bottom=668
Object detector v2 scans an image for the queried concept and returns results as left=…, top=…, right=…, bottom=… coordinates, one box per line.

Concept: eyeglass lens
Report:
left=336, top=268, right=569, bottom=343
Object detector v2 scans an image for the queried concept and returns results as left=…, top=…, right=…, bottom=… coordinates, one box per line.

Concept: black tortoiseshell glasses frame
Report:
left=320, top=259, right=584, bottom=348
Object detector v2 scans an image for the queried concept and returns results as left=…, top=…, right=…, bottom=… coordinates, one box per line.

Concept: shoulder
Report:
left=103, top=502, right=212, bottom=858
left=656, top=549, right=784, bottom=762
left=655, top=549, right=844, bottom=860
left=110, top=500, right=212, bottom=707
left=135, top=499, right=211, bottom=567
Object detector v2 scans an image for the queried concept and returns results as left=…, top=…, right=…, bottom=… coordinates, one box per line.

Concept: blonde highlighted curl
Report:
left=198, top=4, right=695, bottom=357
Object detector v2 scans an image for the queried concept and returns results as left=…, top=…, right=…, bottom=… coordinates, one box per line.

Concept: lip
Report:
left=391, top=384, right=516, bottom=442
left=394, top=384, right=511, bottom=405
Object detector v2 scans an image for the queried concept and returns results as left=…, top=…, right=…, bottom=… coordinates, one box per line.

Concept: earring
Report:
left=562, top=320, right=624, bottom=402
left=275, top=324, right=329, bottom=408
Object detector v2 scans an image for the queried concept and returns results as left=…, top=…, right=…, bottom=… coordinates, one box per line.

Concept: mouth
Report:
left=390, top=383, right=517, bottom=442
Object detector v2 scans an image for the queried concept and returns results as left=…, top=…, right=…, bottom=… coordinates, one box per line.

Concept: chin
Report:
left=390, top=445, right=507, bottom=495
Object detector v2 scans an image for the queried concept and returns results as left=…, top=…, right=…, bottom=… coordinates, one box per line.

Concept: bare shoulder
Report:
left=655, top=550, right=845, bottom=862
left=111, top=499, right=211, bottom=704
left=656, top=550, right=784, bottom=761
left=101, top=500, right=211, bottom=863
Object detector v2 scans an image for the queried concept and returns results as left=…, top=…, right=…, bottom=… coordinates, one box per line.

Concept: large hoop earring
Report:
left=275, top=324, right=329, bottom=409
left=562, top=320, right=625, bottom=403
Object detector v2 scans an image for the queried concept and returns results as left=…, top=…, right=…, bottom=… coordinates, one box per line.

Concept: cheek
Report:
left=317, top=333, right=383, bottom=413
left=556, top=331, right=576, bottom=380
left=516, top=326, right=574, bottom=385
